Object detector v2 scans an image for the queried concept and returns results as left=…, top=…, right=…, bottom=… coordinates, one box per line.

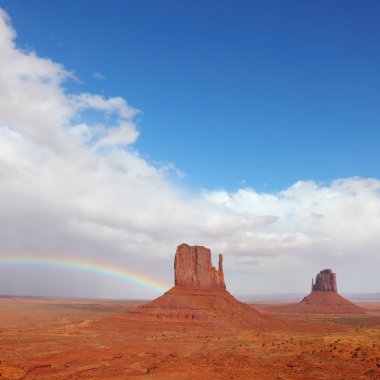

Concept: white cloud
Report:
left=93, top=71, right=106, bottom=80
left=204, top=179, right=380, bottom=294
left=0, top=8, right=379, bottom=297
left=204, top=178, right=380, bottom=260
left=0, top=9, right=273, bottom=298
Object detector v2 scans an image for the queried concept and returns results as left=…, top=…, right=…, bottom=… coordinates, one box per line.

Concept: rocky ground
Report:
left=0, top=297, right=379, bottom=379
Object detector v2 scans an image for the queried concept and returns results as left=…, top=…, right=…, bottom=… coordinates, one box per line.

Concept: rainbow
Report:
left=0, top=256, right=170, bottom=293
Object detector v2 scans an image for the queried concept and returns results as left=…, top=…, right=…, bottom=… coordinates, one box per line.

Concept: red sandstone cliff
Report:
left=138, top=243, right=268, bottom=325
left=311, top=269, right=337, bottom=293
left=174, top=243, right=225, bottom=289
left=269, top=268, right=365, bottom=314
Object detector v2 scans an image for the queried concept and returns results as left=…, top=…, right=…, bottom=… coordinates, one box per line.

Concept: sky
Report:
left=0, top=1, right=379, bottom=299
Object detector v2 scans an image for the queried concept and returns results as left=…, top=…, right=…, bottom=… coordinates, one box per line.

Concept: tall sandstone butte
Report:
left=137, top=243, right=269, bottom=326
left=311, top=269, right=337, bottom=293
left=174, top=243, right=225, bottom=289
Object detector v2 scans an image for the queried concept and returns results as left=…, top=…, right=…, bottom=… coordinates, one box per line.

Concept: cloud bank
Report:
left=0, top=9, right=379, bottom=297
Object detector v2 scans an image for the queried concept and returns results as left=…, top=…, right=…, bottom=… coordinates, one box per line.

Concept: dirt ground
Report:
left=0, top=297, right=379, bottom=379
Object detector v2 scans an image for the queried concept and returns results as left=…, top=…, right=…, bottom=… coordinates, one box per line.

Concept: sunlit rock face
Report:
left=268, top=268, right=366, bottom=314
left=174, top=244, right=225, bottom=289
left=297, top=268, right=366, bottom=314
left=311, top=269, right=337, bottom=293
left=137, top=244, right=269, bottom=326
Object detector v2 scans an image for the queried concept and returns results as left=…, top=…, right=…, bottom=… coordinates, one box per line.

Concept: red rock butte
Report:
left=137, top=243, right=270, bottom=327
left=174, top=244, right=225, bottom=289
left=311, top=268, right=337, bottom=292
left=271, top=268, right=366, bottom=314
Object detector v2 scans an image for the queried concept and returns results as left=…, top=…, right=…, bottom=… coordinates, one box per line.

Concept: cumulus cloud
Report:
left=204, top=179, right=380, bottom=294
left=204, top=178, right=380, bottom=259
left=0, top=9, right=274, bottom=298
left=0, top=8, right=379, bottom=297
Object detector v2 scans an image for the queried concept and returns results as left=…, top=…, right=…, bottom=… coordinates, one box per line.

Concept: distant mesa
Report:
left=137, top=243, right=269, bottom=326
left=271, top=268, right=366, bottom=314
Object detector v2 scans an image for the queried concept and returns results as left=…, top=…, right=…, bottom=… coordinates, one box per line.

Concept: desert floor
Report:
left=0, top=297, right=379, bottom=379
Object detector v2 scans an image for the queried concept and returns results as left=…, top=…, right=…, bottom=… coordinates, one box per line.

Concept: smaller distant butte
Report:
left=271, top=268, right=366, bottom=314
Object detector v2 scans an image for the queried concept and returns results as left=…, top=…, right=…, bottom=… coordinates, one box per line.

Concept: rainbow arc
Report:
left=0, top=256, right=170, bottom=293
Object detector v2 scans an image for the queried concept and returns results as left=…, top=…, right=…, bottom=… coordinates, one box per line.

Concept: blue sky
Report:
left=2, top=0, right=379, bottom=192
left=0, top=2, right=379, bottom=298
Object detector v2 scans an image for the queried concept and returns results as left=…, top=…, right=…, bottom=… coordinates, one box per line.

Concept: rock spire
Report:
left=311, top=269, right=337, bottom=293
left=174, top=243, right=225, bottom=289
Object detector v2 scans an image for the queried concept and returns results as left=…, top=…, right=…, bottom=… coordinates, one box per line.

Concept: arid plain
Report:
left=0, top=296, right=379, bottom=379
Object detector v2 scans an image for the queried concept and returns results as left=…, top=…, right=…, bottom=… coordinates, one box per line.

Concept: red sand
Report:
left=1, top=297, right=379, bottom=379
